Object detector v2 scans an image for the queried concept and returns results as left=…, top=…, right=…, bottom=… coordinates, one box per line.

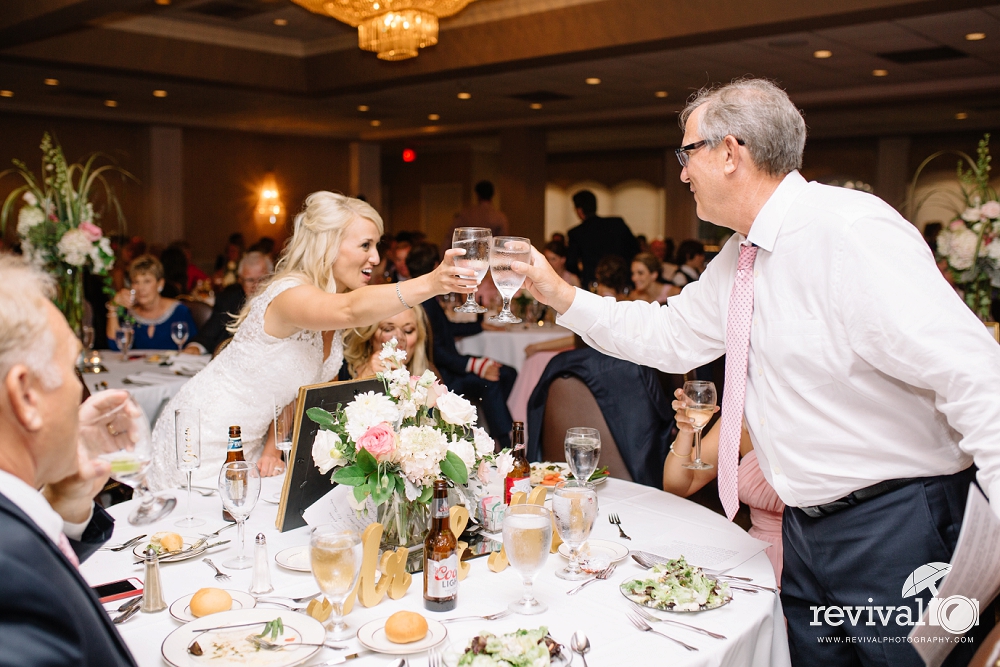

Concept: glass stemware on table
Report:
left=502, top=504, right=553, bottom=615
left=174, top=408, right=205, bottom=528
left=565, top=427, right=601, bottom=483
left=551, top=480, right=598, bottom=580
left=309, top=527, right=364, bottom=640
left=115, top=324, right=135, bottom=362
left=452, top=227, right=492, bottom=314
left=170, top=321, right=190, bottom=352
left=271, top=397, right=295, bottom=501
left=218, top=461, right=261, bottom=570
left=488, top=236, right=532, bottom=324
left=681, top=380, right=717, bottom=471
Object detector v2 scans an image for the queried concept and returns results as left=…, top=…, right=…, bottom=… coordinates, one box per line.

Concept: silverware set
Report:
left=203, top=558, right=230, bottom=582
left=440, top=609, right=512, bottom=624
left=630, top=603, right=727, bottom=639
left=111, top=595, right=143, bottom=624
left=625, top=609, right=699, bottom=651
left=255, top=592, right=321, bottom=604
left=566, top=562, right=617, bottom=595
left=608, top=513, right=631, bottom=540
left=427, top=648, right=442, bottom=667
left=99, top=534, right=147, bottom=552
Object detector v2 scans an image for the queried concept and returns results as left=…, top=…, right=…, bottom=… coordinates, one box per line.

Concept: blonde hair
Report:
left=0, top=254, right=61, bottom=389
left=343, top=305, right=434, bottom=378
left=129, top=254, right=164, bottom=281
left=230, top=192, right=384, bottom=331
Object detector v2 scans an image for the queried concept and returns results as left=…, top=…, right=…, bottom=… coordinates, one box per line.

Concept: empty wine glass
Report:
left=552, top=481, right=598, bottom=580
left=502, top=504, right=552, bottom=614
left=174, top=409, right=204, bottom=528
left=219, top=461, right=261, bottom=569
left=488, top=236, right=532, bottom=324
left=115, top=325, right=134, bottom=362
left=170, top=321, right=189, bottom=352
left=682, top=380, right=717, bottom=471
left=310, top=527, right=364, bottom=640
left=81, top=325, right=95, bottom=351
left=565, top=427, right=601, bottom=483
left=272, top=397, right=296, bottom=501
left=452, top=227, right=492, bottom=313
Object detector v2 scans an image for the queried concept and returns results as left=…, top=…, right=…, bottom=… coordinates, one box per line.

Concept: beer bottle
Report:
left=423, top=479, right=458, bottom=611
left=222, top=425, right=245, bottom=522
left=504, top=421, right=531, bottom=504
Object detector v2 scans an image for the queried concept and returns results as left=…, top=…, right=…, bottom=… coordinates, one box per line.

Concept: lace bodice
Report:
left=148, top=279, right=344, bottom=490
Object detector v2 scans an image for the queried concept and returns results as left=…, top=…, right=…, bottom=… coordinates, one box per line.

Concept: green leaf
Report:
left=353, top=484, right=370, bottom=504
left=306, top=407, right=336, bottom=429
left=356, top=447, right=377, bottom=474
left=440, top=450, right=468, bottom=485
left=332, top=465, right=367, bottom=487
left=393, top=474, right=406, bottom=495
left=418, top=485, right=433, bottom=504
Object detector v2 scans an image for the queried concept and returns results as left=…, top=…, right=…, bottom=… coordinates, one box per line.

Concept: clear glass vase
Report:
left=377, top=493, right=429, bottom=550
left=56, top=265, right=85, bottom=337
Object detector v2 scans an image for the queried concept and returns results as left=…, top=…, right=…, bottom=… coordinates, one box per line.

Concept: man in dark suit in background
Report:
left=0, top=254, right=137, bottom=666
left=566, top=189, right=640, bottom=287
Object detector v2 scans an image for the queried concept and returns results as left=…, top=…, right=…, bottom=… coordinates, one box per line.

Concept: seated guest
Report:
left=107, top=254, right=197, bottom=350
left=342, top=305, right=436, bottom=379
left=630, top=252, right=679, bottom=304
left=593, top=255, right=631, bottom=299
left=671, top=239, right=707, bottom=287
left=0, top=254, right=137, bottom=666
left=543, top=241, right=581, bottom=288
left=183, top=251, right=272, bottom=355
left=407, top=242, right=516, bottom=449
left=169, top=240, right=210, bottom=293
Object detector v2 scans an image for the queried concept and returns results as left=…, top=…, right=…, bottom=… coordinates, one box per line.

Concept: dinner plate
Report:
left=169, top=590, right=257, bottom=623
left=274, top=545, right=311, bottom=572
left=619, top=577, right=733, bottom=613
left=133, top=536, right=204, bottom=562
left=558, top=538, right=630, bottom=569
left=530, top=462, right=608, bottom=487
left=356, top=617, right=448, bottom=655
left=161, top=608, right=325, bottom=667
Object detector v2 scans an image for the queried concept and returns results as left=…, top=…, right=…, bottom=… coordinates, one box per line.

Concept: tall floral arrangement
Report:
left=1, top=133, right=135, bottom=334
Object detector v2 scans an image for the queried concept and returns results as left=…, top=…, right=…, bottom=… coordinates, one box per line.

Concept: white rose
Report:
left=312, top=429, right=347, bottom=474
left=981, top=201, right=1000, bottom=219
left=472, top=426, right=495, bottom=457
left=495, top=451, right=514, bottom=479
left=436, top=392, right=477, bottom=426
left=448, top=437, right=476, bottom=473
left=963, top=207, right=983, bottom=223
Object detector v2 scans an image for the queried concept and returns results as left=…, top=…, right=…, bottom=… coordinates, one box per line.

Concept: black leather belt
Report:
left=799, top=477, right=919, bottom=519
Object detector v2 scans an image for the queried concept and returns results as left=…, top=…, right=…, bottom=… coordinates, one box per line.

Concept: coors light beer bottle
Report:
left=504, top=421, right=531, bottom=504
left=423, top=479, right=458, bottom=611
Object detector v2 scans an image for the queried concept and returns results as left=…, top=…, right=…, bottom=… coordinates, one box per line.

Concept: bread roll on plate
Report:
left=189, top=588, right=233, bottom=617
left=384, top=611, right=428, bottom=644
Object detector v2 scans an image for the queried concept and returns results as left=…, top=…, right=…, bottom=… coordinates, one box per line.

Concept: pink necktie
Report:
left=718, top=243, right=758, bottom=521
left=57, top=532, right=80, bottom=569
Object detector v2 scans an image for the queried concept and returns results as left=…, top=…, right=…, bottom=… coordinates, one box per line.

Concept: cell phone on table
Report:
left=92, top=577, right=143, bottom=603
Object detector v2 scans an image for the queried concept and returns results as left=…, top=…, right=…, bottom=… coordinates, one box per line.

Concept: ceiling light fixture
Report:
left=654, top=91, right=668, bottom=98
left=255, top=175, right=286, bottom=226
left=44, top=78, right=59, bottom=86
left=371, top=120, right=382, bottom=127
left=155, top=0, right=171, bottom=5
left=357, top=104, right=370, bottom=111
left=428, top=113, right=440, bottom=120
left=530, top=103, right=542, bottom=110
left=813, top=49, right=832, bottom=59
left=0, top=90, right=13, bottom=98
left=104, top=100, right=118, bottom=107
left=290, top=0, right=475, bottom=60
left=273, top=18, right=288, bottom=26
left=965, top=32, right=986, bottom=41
left=153, top=89, right=167, bottom=98
left=872, top=69, right=888, bottom=77
left=585, top=77, right=601, bottom=85
left=955, top=112, right=969, bottom=120
left=457, top=92, right=471, bottom=100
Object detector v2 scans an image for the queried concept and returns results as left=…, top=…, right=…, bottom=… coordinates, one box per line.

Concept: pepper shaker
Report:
left=249, top=533, right=274, bottom=595
left=140, top=547, right=167, bottom=612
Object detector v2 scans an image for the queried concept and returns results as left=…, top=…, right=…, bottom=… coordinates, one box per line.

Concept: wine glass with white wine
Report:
left=488, top=236, right=532, bottom=324
left=452, top=227, right=492, bottom=313
left=681, top=380, right=717, bottom=470
left=310, top=527, right=363, bottom=640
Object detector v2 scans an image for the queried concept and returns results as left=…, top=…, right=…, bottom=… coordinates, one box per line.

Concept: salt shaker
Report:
left=140, top=547, right=167, bottom=612
left=249, top=533, right=274, bottom=595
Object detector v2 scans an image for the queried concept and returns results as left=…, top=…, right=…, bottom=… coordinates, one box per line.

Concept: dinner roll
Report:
left=151, top=532, right=183, bottom=552
left=384, top=611, right=428, bottom=644
left=189, top=588, right=233, bottom=618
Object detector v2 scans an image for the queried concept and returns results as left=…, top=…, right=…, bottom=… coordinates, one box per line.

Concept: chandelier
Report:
left=291, top=0, right=477, bottom=61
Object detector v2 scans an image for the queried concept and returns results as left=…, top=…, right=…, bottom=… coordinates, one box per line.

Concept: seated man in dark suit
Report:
left=182, top=250, right=273, bottom=355
left=0, top=254, right=137, bottom=666
left=406, top=243, right=516, bottom=449
left=566, top=189, right=640, bottom=287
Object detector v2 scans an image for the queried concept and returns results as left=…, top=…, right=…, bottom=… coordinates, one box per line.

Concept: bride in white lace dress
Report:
left=147, top=192, right=477, bottom=491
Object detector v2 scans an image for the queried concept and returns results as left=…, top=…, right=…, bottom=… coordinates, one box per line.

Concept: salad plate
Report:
left=558, top=538, right=629, bottom=570
left=274, top=545, right=311, bottom=572
left=356, top=617, right=447, bottom=654
left=443, top=627, right=570, bottom=667
left=620, top=556, right=732, bottom=613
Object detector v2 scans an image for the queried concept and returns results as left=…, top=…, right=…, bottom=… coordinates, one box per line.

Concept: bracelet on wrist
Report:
left=669, top=441, right=693, bottom=459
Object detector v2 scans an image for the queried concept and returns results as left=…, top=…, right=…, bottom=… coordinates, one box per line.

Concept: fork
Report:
left=625, top=610, right=698, bottom=651
left=630, top=604, right=727, bottom=639
left=181, top=486, right=216, bottom=497
left=428, top=647, right=442, bottom=667
left=567, top=562, right=617, bottom=595
left=440, top=609, right=512, bottom=624
left=245, top=636, right=347, bottom=651
left=608, top=514, right=631, bottom=540
left=203, top=558, right=231, bottom=582
left=255, top=592, right=321, bottom=604
left=99, top=534, right=147, bottom=552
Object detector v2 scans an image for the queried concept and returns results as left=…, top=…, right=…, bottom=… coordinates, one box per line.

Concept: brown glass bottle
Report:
left=504, top=421, right=530, bottom=504
left=423, top=479, right=458, bottom=611
left=222, top=425, right=244, bottom=522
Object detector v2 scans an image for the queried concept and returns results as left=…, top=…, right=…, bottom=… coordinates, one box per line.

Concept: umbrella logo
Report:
left=902, top=562, right=978, bottom=635
left=901, top=562, right=951, bottom=598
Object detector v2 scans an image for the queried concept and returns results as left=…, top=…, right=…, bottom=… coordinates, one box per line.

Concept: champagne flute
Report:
left=81, top=325, right=95, bottom=351
left=564, top=427, right=601, bottom=483
left=452, top=227, right=492, bottom=313
left=502, top=504, right=552, bottom=614
left=681, top=380, right=717, bottom=471
left=170, top=321, right=189, bottom=352
left=309, top=527, right=363, bottom=640
left=552, top=480, right=598, bottom=580
left=116, top=325, right=134, bottom=362
left=488, top=236, right=532, bottom=324
left=272, top=396, right=295, bottom=501
left=174, top=409, right=204, bottom=527
left=218, top=461, right=260, bottom=569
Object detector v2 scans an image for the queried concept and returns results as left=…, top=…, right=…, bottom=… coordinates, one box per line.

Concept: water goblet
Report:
left=488, top=236, right=532, bottom=324
left=170, top=321, right=190, bottom=352
left=174, top=409, right=205, bottom=528
left=565, top=427, right=601, bottom=483
left=552, top=481, right=598, bottom=580
left=115, top=325, right=135, bottom=362
left=681, top=380, right=717, bottom=471
left=452, top=227, right=492, bottom=313
left=502, top=504, right=552, bottom=614
left=218, top=461, right=261, bottom=569
left=309, top=527, right=363, bottom=640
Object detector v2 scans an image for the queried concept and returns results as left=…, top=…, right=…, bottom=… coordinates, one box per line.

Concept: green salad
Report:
left=621, top=556, right=731, bottom=612
left=457, top=627, right=562, bottom=667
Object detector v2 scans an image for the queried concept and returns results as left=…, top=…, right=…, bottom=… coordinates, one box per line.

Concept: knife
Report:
left=112, top=604, right=141, bottom=625
left=116, top=595, right=143, bottom=613
left=133, top=540, right=230, bottom=564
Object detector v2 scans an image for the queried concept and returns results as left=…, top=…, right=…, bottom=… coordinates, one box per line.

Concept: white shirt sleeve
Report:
left=62, top=505, right=95, bottom=542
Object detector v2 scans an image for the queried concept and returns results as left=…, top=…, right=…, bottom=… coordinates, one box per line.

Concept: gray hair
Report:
left=679, top=78, right=806, bottom=177
left=0, top=254, right=61, bottom=389
left=238, top=250, right=274, bottom=276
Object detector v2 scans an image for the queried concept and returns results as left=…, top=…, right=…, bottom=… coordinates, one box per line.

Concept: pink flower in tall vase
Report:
left=79, top=221, right=103, bottom=242
left=357, top=422, right=397, bottom=462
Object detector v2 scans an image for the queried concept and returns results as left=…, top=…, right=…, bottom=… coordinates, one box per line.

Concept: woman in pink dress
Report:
left=662, top=388, right=785, bottom=583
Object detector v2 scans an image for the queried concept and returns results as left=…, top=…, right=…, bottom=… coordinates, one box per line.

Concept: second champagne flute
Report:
left=218, top=461, right=260, bottom=569
left=682, top=380, right=717, bottom=471
left=310, top=527, right=363, bottom=640
left=502, top=504, right=552, bottom=614
left=174, top=409, right=204, bottom=528
left=488, top=236, right=532, bottom=324
left=452, top=227, right=491, bottom=313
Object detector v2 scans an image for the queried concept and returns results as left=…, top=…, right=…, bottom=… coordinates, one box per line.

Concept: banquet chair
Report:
left=179, top=296, right=213, bottom=330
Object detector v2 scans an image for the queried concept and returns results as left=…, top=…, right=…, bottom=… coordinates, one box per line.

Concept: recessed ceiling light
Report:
left=428, top=113, right=440, bottom=120
left=44, top=78, right=59, bottom=86
left=585, top=77, right=601, bottom=85
left=955, top=112, right=969, bottom=120
left=370, top=120, right=381, bottom=127
left=529, top=103, right=543, bottom=110
left=872, top=69, right=888, bottom=77
left=357, top=104, right=369, bottom=112
left=104, top=100, right=118, bottom=107
left=0, top=90, right=13, bottom=98
left=457, top=92, right=471, bottom=100
left=153, top=89, right=167, bottom=98
left=654, top=91, right=668, bottom=98
left=273, top=18, right=288, bottom=26
left=813, top=49, right=832, bottom=59
left=966, top=32, right=986, bottom=41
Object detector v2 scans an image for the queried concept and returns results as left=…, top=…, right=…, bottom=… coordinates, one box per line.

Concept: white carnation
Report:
left=495, top=450, right=514, bottom=479
left=57, top=228, right=93, bottom=267
left=397, top=425, right=449, bottom=486
left=946, top=227, right=979, bottom=271
left=16, top=206, right=45, bottom=237
left=344, top=391, right=399, bottom=440
left=448, top=437, right=476, bottom=473
left=312, top=429, right=348, bottom=474
left=436, top=392, right=477, bottom=426
left=962, top=207, right=983, bottom=223
left=472, top=426, right=495, bottom=457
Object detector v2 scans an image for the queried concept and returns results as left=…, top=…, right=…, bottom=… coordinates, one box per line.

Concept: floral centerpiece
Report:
left=1, top=133, right=134, bottom=334
left=309, top=340, right=501, bottom=547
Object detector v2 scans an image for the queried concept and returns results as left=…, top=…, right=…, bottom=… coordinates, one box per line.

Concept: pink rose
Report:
left=79, top=221, right=103, bottom=242
left=981, top=201, right=1000, bottom=219
left=357, top=422, right=396, bottom=462
left=424, top=380, right=447, bottom=409
left=949, top=219, right=965, bottom=231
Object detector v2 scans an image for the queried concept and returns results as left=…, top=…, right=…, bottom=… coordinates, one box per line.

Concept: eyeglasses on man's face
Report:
left=675, top=137, right=746, bottom=168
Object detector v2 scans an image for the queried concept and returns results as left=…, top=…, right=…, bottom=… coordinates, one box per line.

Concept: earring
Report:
left=157, top=287, right=162, bottom=293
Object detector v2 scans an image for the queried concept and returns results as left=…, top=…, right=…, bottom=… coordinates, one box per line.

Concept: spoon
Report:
left=571, top=631, right=590, bottom=667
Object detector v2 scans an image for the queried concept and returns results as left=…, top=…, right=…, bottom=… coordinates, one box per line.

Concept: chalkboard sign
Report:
left=275, top=377, right=383, bottom=532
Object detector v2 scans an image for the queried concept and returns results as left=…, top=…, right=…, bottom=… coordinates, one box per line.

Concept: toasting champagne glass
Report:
left=174, top=409, right=204, bottom=528
left=310, top=527, right=363, bottom=640
left=503, top=504, right=552, bottom=614
left=452, top=227, right=491, bottom=313
left=170, top=321, right=189, bottom=352
left=488, top=236, right=532, bottom=324
left=272, top=397, right=295, bottom=501
left=564, top=427, right=601, bottom=483
left=219, top=461, right=260, bottom=569
left=681, top=380, right=717, bottom=471
left=552, top=481, right=598, bottom=580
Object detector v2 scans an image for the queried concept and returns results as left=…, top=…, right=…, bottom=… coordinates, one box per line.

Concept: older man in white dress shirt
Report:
left=513, top=79, right=1000, bottom=666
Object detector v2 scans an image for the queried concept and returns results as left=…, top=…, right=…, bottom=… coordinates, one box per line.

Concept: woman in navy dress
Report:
left=106, top=254, right=197, bottom=350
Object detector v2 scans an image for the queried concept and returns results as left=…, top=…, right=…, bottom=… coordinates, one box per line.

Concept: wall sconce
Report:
left=255, top=175, right=286, bottom=226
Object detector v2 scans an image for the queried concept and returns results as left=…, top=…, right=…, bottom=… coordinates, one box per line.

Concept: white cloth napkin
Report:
left=167, top=355, right=210, bottom=374
left=123, top=370, right=184, bottom=386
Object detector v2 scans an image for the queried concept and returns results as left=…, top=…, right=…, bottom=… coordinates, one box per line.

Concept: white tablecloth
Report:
left=456, top=325, right=571, bottom=372
left=82, top=350, right=191, bottom=426
left=82, top=478, right=789, bottom=667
